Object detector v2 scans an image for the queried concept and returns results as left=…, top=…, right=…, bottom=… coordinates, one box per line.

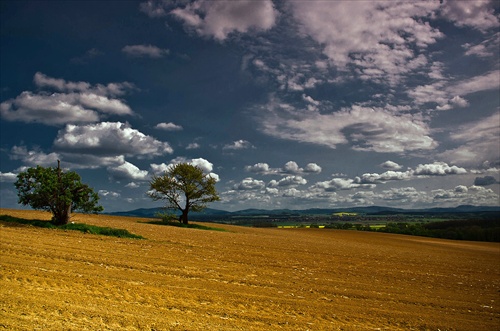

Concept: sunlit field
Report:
left=1, top=208, right=499, bottom=330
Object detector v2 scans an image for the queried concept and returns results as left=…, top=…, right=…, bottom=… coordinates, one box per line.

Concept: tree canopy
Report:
left=14, top=161, right=103, bottom=225
left=148, top=163, right=220, bottom=224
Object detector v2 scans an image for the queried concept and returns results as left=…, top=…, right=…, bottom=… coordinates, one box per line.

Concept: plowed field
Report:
left=1, top=208, right=499, bottom=330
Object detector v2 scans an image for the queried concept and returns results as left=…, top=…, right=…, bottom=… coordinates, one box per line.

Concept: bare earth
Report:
left=1, top=209, right=499, bottom=330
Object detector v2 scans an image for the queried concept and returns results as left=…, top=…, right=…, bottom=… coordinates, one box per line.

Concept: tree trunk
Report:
left=52, top=203, right=71, bottom=225
left=180, top=209, right=189, bottom=224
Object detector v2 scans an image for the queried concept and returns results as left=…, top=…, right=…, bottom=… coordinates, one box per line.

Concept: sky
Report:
left=1, top=0, right=499, bottom=212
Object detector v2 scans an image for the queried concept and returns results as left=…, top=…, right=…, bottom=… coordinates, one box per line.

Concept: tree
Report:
left=14, top=160, right=103, bottom=225
left=148, top=163, right=220, bottom=224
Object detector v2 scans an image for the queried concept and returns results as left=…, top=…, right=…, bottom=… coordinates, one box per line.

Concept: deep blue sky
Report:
left=1, top=0, right=499, bottom=212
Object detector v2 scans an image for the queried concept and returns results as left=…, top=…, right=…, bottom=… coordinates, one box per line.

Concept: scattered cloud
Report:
left=380, top=161, right=403, bottom=170
left=170, top=0, right=278, bottom=41
left=155, top=122, right=183, bottom=131
left=223, top=140, right=254, bottom=150
left=122, top=44, right=170, bottom=58
left=245, top=161, right=322, bottom=176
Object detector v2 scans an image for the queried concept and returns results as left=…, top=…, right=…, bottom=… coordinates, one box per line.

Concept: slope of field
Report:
left=1, top=208, right=499, bottom=330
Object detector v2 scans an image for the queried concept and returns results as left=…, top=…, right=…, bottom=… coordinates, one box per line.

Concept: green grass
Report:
left=144, top=220, right=227, bottom=232
left=0, top=215, right=145, bottom=239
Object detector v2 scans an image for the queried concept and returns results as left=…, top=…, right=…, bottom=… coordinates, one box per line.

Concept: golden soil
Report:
left=1, top=208, right=499, bottom=331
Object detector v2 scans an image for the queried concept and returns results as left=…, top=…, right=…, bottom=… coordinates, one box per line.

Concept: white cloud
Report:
left=440, top=0, right=500, bottom=32
left=268, top=175, right=307, bottom=187
left=107, top=161, right=149, bottom=180
left=380, top=160, right=403, bottom=170
left=245, top=161, right=321, bottom=176
left=245, top=162, right=273, bottom=174
left=186, top=142, right=200, bottom=150
left=413, top=162, right=467, bottom=176
left=441, top=112, right=500, bottom=167
left=10, top=145, right=60, bottom=167
left=223, top=140, right=254, bottom=150
left=170, top=0, right=278, bottom=41
left=290, top=1, right=442, bottom=84
left=233, top=177, right=266, bottom=190
left=98, top=190, right=121, bottom=198
left=259, top=100, right=437, bottom=153
left=0, top=73, right=135, bottom=126
left=448, top=70, right=500, bottom=96
left=0, top=92, right=100, bottom=125
left=122, top=44, right=170, bottom=58
left=155, top=122, right=183, bottom=131
left=312, top=177, right=375, bottom=192
left=432, top=185, right=499, bottom=206
left=463, top=32, right=500, bottom=58
left=125, top=182, right=141, bottom=188
left=0, top=172, right=17, bottom=182
left=139, top=0, right=169, bottom=18
left=33, top=72, right=134, bottom=96
left=54, top=122, right=173, bottom=157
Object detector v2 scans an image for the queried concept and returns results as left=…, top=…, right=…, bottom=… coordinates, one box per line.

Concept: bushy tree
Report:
left=148, top=163, right=219, bottom=224
left=14, top=161, right=103, bottom=225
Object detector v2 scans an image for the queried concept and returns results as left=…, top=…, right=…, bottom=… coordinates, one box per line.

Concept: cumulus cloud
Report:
left=245, top=161, right=322, bottom=176
left=0, top=73, right=135, bottom=126
left=268, top=175, right=307, bottom=188
left=380, top=161, right=403, bottom=170
left=312, top=177, right=375, bottom=192
left=122, top=44, right=170, bottom=58
left=54, top=122, right=173, bottom=157
left=107, top=161, right=149, bottom=180
left=233, top=177, right=266, bottom=190
left=169, top=0, right=278, bottom=41
left=223, top=140, right=254, bottom=150
left=155, top=122, right=183, bottom=131
left=413, top=162, right=467, bottom=176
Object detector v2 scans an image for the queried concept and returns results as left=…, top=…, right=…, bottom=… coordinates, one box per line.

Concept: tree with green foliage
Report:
left=14, top=161, right=103, bottom=225
left=148, top=163, right=220, bottom=224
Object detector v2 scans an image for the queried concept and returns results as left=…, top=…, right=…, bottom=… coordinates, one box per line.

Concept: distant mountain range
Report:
left=107, top=205, right=500, bottom=219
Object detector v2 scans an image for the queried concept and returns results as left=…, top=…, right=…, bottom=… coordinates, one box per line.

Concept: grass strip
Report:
left=0, top=215, right=145, bottom=239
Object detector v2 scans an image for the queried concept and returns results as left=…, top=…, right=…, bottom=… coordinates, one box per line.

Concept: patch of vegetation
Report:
left=0, top=215, right=144, bottom=239
left=368, top=219, right=500, bottom=242
left=145, top=219, right=227, bottom=232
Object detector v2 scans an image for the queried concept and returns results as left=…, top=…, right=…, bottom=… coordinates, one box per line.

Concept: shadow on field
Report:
left=142, top=219, right=227, bottom=232
left=0, top=214, right=145, bottom=239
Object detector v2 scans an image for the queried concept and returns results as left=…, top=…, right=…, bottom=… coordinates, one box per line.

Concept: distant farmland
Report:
left=1, top=208, right=499, bottom=330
